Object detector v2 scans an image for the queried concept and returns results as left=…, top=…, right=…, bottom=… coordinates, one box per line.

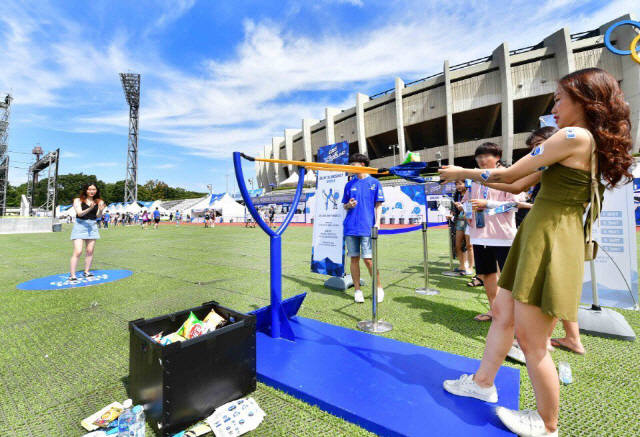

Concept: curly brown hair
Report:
left=558, top=68, right=633, bottom=188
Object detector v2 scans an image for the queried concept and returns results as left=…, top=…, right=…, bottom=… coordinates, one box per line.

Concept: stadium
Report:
left=256, top=13, right=640, bottom=189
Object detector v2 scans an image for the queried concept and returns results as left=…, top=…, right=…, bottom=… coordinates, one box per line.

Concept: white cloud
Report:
left=61, top=151, right=79, bottom=158
left=92, top=162, right=119, bottom=168
left=154, top=163, right=176, bottom=169
left=153, top=0, right=197, bottom=29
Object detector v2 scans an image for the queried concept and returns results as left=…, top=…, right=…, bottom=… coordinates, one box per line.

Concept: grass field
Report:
left=0, top=224, right=638, bottom=436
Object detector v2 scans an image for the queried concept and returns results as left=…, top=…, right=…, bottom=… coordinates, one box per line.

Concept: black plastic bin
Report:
left=128, top=300, right=256, bottom=436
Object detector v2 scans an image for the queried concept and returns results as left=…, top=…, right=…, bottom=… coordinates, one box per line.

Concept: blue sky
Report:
left=1, top=0, right=637, bottom=194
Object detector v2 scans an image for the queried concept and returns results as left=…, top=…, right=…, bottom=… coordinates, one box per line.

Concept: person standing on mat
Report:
left=466, top=143, right=523, bottom=322
left=483, top=126, right=585, bottom=358
left=343, top=153, right=385, bottom=303
left=440, top=68, right=632, bottom=437
left=69, top=183, right=106, bottom=281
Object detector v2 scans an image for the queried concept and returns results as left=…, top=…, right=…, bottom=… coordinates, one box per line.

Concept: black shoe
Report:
left=84, top=271, right=94, bottom=277
left=69, top=276, right=78, bottom=282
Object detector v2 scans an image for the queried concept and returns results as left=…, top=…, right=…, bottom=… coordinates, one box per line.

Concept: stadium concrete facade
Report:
left=255, top=14, right=640, bottom=191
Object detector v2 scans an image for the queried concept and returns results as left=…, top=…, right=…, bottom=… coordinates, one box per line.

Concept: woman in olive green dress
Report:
left=439, top=68, right=633, bottom=437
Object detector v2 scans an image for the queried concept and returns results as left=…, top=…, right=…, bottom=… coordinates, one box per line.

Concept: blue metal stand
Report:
left=233, top=152, right=307, bottom=341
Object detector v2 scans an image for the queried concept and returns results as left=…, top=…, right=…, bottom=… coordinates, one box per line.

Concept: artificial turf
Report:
left=0, top=224, right=638, bottom=436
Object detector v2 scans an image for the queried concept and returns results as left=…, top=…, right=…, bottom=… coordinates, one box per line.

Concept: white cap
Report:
left=122, top=399, right=133, bottom=409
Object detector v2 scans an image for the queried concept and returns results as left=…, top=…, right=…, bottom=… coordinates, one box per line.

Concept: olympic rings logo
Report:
left=604, top=20, right=640, bottom=65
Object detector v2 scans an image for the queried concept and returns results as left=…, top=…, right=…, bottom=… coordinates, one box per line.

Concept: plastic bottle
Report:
left=117, top=399, right=135, bottom=436
left=464, top=201, right=473, bottom=220
left=558, top=361, right=573, bottom=384
left=131, top=405, right=145, bottom=437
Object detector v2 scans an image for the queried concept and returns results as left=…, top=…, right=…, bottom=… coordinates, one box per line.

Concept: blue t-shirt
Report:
left=342, top=176, right=385, bottom=237
left=103, top=213, right=110, bottom=222
left=153, top=210, right=160, bottom=219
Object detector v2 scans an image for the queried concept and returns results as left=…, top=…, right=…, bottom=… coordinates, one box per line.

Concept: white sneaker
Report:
left=377, top=288, right=384, bottom=302
left=442, top=374, right=498, bottom=403
left=496, top=407, right=558, bottom=436
left=354, top=289, right=364, bottom=303
left=507, top=344, right=526, bottom=364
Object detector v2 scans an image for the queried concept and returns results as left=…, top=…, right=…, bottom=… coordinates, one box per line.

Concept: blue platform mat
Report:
left=17, top=269, right=133, bottom=291
left=257, top=316, right=519, bottom=436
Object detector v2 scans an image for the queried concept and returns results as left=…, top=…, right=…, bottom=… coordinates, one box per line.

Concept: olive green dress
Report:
left=498, top=163, right=603, bottom=322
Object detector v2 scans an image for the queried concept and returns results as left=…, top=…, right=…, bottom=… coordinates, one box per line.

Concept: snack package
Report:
left=177, top=312, right=203, bottom=338
left=402, top=151, right=421, bottom=164
left=92, top=405, right=124, bottom=428
left=81, top=402, right=124, bottom=431
left=160, top=333, right=186, bottom=346
left=151, top=331, right=164, bottom=343
left=187, top=322, right=205, bottom=339
left=203, top=309, right=227, bottom=331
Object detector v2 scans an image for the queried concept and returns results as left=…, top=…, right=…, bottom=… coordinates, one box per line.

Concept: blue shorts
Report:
left=70, top=218, right=100, bottom=240
left=345, top=236, right=373, bottom=259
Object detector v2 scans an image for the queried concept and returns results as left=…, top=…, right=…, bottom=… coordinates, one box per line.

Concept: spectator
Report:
left=342, top=153, right=385, bottom=303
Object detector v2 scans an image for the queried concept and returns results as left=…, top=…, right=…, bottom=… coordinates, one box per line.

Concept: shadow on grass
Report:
left=283, top=274, right=354, bottom=302
left=393, top=295, right=488, bottom=343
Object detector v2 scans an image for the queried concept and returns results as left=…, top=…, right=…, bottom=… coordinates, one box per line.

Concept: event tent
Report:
left=279, top=170, right=317, bottom=188
left=211, top=193, right=246, bottom=221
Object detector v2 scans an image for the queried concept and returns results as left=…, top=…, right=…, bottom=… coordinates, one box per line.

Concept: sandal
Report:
left=550, top=338, right=585, bottom=355
left=466, top=276, right=484, bottom=287
left=84, top=271, right=94, bottom=277
left=68, top=276, right=78, bottom=282
left=474, top=313, right=492, bottom=322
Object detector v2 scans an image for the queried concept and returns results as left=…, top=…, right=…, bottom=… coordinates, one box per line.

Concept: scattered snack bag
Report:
left=160, top=333, right=186, bottom=346
left=81, top=402, right=124, bottom=431
left=177, top=312, right=203, bottom=338
left=151, top=331, right=164, bottom=343
left=92, top=405, right=124, bottom=428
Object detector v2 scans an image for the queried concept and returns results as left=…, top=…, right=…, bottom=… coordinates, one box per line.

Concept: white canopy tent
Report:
left=211, top=193, right=246, bottom=221
left=278, top=170, right=317, bottom=188
left=125, top=202, right=142, bottom=214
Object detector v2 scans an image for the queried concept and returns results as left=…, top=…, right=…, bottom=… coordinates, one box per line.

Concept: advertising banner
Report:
left=311, top=142, right=349, bottom=276
left=581, top=180, right=638, bottom=309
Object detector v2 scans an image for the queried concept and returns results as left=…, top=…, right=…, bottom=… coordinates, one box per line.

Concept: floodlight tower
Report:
left=120, top=73, right=140, bottom=204
left=0, top=94, right=12, bottom=216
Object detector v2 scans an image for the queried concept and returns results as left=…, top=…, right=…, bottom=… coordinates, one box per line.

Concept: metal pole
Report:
left=416, top=221, right=440, bottom=295
left=589, top=259, right=600, bottom=310
left=442, top=217, right=460, bottom=276
left=357, top=227, right=393, bottom=333
left=270, top=235, right=282, bottom=339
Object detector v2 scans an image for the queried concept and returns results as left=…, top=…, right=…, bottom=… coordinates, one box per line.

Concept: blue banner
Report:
left=311, top=142, right=349, bottom=276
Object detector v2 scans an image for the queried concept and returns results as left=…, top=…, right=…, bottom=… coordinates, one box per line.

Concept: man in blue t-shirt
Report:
left=342, top=153, right=385, bottom=303
left=153, top=207, right=161, bottom=230
left=103, top=212, right=110, bottom=229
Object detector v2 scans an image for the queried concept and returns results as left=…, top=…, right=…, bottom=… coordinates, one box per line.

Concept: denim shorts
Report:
left=345, top=235, right=373, bottom=259
left=70, top=218, right=100, bottom=240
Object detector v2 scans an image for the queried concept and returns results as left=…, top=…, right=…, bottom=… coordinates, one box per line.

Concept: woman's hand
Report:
left=471, top=199, right=487, bottom=211
left=438, top=165, right=464, bottom=182
left=98, top=200, right=106, bottom=210
left=454, top=202, right=463, bottom=211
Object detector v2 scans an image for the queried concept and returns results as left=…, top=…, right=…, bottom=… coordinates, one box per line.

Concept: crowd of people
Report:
left=95, top=207, right=164, bottom=230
